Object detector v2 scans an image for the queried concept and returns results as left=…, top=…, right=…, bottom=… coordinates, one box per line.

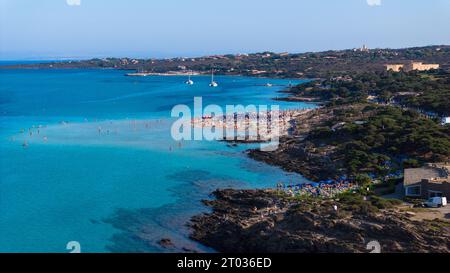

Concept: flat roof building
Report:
left=403, top=163, right=450, bottom=199
left=385, top=62, right=439, bottom=72
left=385, top=64, right=404, bottom=72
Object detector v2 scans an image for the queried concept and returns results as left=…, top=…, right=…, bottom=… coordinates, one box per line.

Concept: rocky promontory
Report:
left=189, top=189, right=450, bottom=253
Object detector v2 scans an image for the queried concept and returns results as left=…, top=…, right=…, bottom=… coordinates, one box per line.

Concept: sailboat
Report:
left=209, top=69, right=218, bottom=87
left=185, top=73, right=194, bottom=85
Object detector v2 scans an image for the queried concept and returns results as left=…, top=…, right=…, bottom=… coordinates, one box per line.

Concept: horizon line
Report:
left=1, top=44, right=449, bottom=62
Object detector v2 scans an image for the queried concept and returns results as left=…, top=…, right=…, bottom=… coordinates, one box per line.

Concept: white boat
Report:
left=265, top=83, right=273, bottom=87
left=185, top=74, right=194, bottom=85
left=209, top=69, right=218, bottom=87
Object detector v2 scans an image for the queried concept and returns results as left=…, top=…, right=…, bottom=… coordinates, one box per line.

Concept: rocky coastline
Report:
left=189, top=189, right=450, bottom=253
left=187, top=97, right=450, bottom=253
left=248, top=105, right=341, bottom=181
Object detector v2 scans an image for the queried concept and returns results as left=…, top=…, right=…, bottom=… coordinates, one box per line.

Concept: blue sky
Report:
left=1, top=0, right=449, bottom=59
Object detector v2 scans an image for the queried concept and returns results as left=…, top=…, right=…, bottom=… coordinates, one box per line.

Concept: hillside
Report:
left=3, top=45, right=450, bottom=79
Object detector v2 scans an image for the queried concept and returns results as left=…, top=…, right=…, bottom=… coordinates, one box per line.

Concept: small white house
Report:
left=442, top=117, right=450, bottom=125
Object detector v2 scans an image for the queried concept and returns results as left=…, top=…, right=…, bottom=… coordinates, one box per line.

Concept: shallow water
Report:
left=0, top=69, right=315, bottom=252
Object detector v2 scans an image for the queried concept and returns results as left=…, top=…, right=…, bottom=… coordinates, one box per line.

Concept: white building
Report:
left=442, top=117, right=450, bottom=125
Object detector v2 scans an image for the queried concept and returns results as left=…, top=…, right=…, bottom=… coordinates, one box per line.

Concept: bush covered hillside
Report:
left=3, top=45, right=450, bottom=79
left=290, top=70, right=450, bottom=116
left=310, top=106, right=450, bottom=176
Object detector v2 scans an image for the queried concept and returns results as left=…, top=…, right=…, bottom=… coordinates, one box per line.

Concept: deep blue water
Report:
left=0, top=69, right=315, bottom=253
left=0, top=60, right=76, bottom=66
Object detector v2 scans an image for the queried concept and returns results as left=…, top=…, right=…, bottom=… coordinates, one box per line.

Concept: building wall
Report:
left=385, top=64, right=403, bottom=72
left=421, top=180, right=450, bottom=198
left=403, top=163, right=450, bottom=199
left=385, top=63, right=439, bottom=72
left=404, top=62, right=440, bottom=72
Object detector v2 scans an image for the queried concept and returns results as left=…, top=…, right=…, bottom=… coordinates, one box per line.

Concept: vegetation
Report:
left=3, top=45, right=450, bottom=79
left=336, top=191, right=402, bottom=214
left=290, top=69, right=450, bottom=180
left=343, top=107, right=449, bottom=166
left=290, top=70, right=450, bottom=116
left=307, top=105, right=450, bottom=178
left=373, top=177, right=402, bottom=195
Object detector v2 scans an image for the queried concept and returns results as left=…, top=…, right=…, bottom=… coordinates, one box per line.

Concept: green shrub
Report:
left=370, top=195, right=402, bottom=209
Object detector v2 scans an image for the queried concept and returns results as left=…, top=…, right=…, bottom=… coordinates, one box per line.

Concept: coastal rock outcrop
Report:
left=189, top=189, right=450, bottom=253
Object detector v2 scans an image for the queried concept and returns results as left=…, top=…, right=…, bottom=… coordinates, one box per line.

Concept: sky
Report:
left=1, top=0, right=449, bottom=59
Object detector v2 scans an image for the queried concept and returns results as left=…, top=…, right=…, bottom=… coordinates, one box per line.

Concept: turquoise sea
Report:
left=0, top=68, right=315, bottom=253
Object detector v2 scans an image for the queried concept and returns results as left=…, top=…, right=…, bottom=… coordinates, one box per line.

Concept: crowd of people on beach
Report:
left=276, top=179, right=358, bottom=198
left=191, top=109, right=311, bottom=140
left=13, top=109, right=312, bottom=150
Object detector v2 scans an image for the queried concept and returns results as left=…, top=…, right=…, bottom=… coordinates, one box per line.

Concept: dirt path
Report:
left=399, top=205, right=450, bottom=222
